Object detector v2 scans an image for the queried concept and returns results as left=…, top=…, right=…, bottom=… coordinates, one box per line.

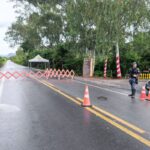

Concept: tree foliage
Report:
left=0, top=57, right=7, bottom=67
left=6, top=0, right=150, bottom=76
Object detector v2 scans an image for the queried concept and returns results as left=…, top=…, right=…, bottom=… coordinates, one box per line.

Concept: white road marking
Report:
left=74, top=80, right=129, bottom=96
left=0, top=104, right=20, bottom=113
left=78, top=79, right=121, bottom=87
left=0, top=78, right=5, bottom=101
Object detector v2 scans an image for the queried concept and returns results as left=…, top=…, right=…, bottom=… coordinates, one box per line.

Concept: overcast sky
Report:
left=0, top=0, right=17, bottom=56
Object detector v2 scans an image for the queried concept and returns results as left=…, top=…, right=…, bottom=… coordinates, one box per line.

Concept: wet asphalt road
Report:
left=48, top=79, right=150, bottom=134
left=0, top=61, right=150, bottom=150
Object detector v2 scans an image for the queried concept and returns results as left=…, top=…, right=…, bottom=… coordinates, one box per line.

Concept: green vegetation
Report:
left=0, top=57, right=7, bottom=67
left=6, top=0, right=150, bottom=77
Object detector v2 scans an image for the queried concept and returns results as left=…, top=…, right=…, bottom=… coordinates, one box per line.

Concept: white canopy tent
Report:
left=28, top=55, right=49, bottom=69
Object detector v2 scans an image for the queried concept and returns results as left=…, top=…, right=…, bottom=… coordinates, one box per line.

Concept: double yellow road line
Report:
left=34, top=78, right=150, bottom=147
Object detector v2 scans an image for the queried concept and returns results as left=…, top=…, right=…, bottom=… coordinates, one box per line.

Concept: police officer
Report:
left=145, top=80, right=150, bottom=100
left=128, top=62, right=140, bottom=98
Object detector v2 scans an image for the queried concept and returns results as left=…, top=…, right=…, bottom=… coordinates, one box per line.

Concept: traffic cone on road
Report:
left=140, top=86, right=146, bottom=101
left=81, top=85, right=92, bottom=107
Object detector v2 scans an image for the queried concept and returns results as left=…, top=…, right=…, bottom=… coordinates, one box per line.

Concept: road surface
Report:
left=0, top=61, right=150, bottom=150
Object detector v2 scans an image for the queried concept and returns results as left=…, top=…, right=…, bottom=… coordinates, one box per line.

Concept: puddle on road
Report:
left=0, top=104, right=21, bottom=113
left=97, top=96, right=108, bottom=101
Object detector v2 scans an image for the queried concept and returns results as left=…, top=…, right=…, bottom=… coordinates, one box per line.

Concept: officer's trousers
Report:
left=129, top=78, right=137, bottom=95
left=145, top=84, right=150, bottom=96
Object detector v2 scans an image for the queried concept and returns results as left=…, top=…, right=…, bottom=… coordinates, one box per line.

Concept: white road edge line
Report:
left=0, top=78, right=5, bottom=101
left=78, top=79, right=121, bottom=87
left=74, top=80, right=129, bottom=96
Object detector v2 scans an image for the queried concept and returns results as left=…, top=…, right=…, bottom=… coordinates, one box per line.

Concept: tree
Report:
left=6, top=0, right=150, bottom=76
left=5, top=14, right=41, bottom=50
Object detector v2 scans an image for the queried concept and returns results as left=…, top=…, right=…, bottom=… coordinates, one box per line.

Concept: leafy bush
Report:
left=11, top=32, right=150, bottom=77
left=0, top=57, right=7, bottom=67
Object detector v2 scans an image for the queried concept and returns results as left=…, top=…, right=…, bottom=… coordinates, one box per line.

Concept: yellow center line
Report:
left=35, top=78, right=80, bottom=105
left=76, top=97, right=145, bottom=134
left=34, top=78, right=150, bottom=147
left=42, top=79, right=146, bottom=134
left=86, top=107, right=150, bottom=147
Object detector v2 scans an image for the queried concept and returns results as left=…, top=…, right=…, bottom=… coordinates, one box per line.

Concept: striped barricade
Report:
left=0, top=69, right=75, bottom=80
left=47, top=69, right=75, bottom=80
left=139, top=73, right=150, bottom=80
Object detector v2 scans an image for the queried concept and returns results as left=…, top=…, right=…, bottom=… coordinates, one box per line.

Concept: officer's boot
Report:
left=145, top=90, right=150, bottom=100
left=131, top=89, right=136, bottom=98
left=128, top=89, right=133, bottom=96
left=146, top=89, right=149, bottom=96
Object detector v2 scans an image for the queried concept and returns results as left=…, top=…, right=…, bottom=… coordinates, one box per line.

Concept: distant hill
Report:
left=7, top=53, right=16, bottom=58
left=0, top=53, right=16, bottom=58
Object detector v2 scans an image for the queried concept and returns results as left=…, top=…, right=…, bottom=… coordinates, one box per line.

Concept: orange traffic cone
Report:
left=140, top=86, right=146, bottom=101
left=81, top=85, right=92, bottom=107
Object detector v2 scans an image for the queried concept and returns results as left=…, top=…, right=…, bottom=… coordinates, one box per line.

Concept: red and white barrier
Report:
left=104, top=58, right=108, bottom=78
left=0, top=69, right=75, bottom=80
left=116, top=56, right=122, bottom=78
left=116, top=43, right=122, bottom=78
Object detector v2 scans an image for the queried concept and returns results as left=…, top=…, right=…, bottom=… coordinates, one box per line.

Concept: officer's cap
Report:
left=132, top=62, right=137, bottom=65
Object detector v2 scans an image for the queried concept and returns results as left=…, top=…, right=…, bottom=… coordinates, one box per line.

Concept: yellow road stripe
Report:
left=86, top=107, right=150, bottom=147
left=34, top=78, right=150, bottom=147
left=76, top=97, right=145, bottom=134
left=36, top=79, right=80, bottom=105
left=43, top=79, right=145, bottom=134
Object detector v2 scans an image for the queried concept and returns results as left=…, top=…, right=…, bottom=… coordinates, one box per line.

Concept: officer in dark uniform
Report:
left=145, top=80, right=150, bottom=100
left=128, top=62, right=140, bottom=98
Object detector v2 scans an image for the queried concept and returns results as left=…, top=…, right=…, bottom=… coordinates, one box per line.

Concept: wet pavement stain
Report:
left=97, top=96, right=108, bottom=101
